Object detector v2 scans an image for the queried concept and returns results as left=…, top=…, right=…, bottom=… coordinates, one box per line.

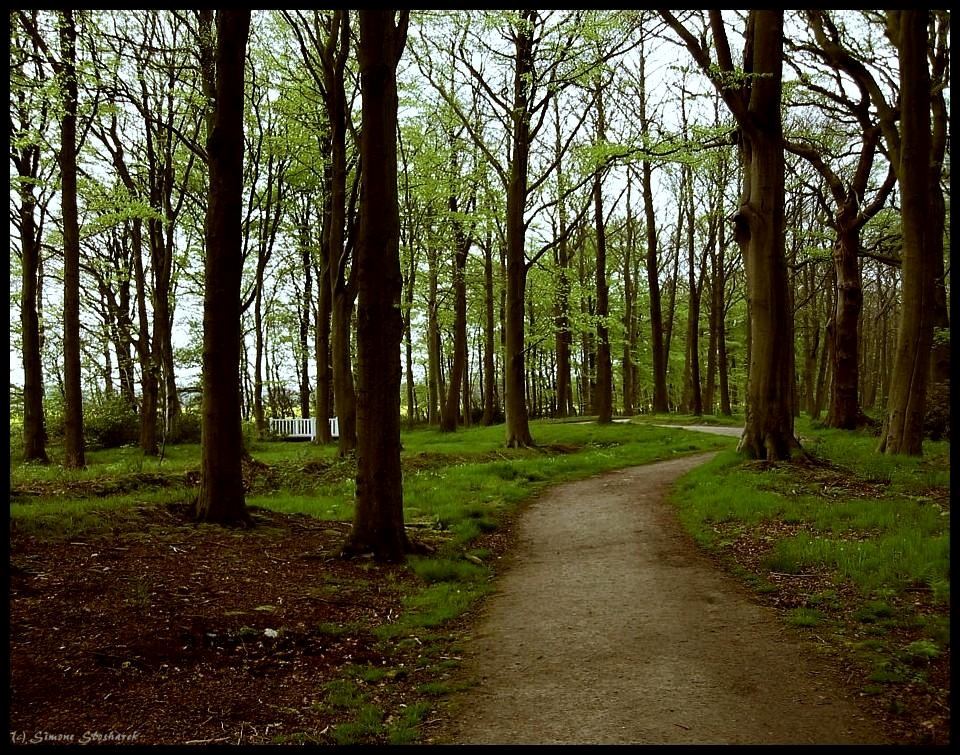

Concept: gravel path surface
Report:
left=433, top=453, right=886, bottom=745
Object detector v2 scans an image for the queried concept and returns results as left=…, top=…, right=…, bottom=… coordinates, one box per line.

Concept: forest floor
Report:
left=9, top=423, right=949, bottom=745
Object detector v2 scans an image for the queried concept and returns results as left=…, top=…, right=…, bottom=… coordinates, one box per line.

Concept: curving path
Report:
left=432, top=453, right=886, bottom=745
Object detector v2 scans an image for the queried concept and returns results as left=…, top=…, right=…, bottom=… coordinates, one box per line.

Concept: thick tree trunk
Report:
left=734, top=11, right=798, bottom=460
left=879, top=10, right=935, bottom=455
left=503, top=14, right=535, bottom=448
left=640, top=160, right=668, bottom=413
left=195, top=9, right=251, bottom=525
left=344, top=9, right=411, bottom=562
left=59, top=10, right=85, bottom=469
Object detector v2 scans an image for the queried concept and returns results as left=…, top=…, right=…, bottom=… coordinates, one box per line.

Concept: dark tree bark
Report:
left=195, top=9, right=251, bottom=525
left=621, top=171, right=636, bottom=416
left=663, top=9, right=798, bottom=458
left=426, top=240, right=442, bottom=426
left=343, top=9, right=411, bottom=562
left=636, top=42, right=669, bottom=414
left=592, top=77, right=612, bottom=424
left=440, top=164, right=474, bottom=432
left=11, top=14, right=49, bottom=462
left=59, top=10, right=85, bottom=468
left=878, top=10, right=936, bottom=455
left=299, top=220, right=313, bottom=419
left=481, top=233, right=498, bottom=425
left=502, top=11, right=536, bottom=447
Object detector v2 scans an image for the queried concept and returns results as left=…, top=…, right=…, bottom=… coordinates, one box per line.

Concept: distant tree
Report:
left=195, top=9, right=251, bottom=525
left=343, top=9, right=411, bottom=561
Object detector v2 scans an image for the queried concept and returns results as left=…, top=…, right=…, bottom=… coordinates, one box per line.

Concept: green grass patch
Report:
left=786, top=607, right=824, bottom=627
left=323, top=678, right=365, bottom=709
left=386, top=702, right=431, bottom=745
left=330, top=704, right=384, bottom=744
left=408, top=556, right=487, bottom=584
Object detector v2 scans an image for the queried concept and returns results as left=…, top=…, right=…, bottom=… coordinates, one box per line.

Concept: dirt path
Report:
left=432, top=453, right=886, bottom=745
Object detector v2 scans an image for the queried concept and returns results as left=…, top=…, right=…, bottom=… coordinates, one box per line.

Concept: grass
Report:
left=669, top=418, right=950, bottom=741
left=11, top=418, right=733, bottom=745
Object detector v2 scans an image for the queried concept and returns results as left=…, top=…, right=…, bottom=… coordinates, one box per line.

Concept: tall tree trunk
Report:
left=345, top=9, right=411, bottom=562
left=195, top=9, right=251, bottom=525
left=323, top=10, right=358, bottom=456
left=825, top=217, right=867, bottom=428
left=879, top=10, right=935, bottom=455
left=253, top=286, right=266, bottom=436
left=315, top=252, right=332, bottom=442
left=682, top=165, right=703, bottom=416
left=132, top=218, right=159, bottom=453
left=733, top=12, right=797, bottom=459
left=17, top=145, right=48, bottom=462
left=59, top=10, right=84, bottom=469
left=621, top=172, right=636, bottom=416
left=593, top=162, right=612, bottom=424
left=441, top=194, right=470, bottom=432
left=482, top=235, right=497, bottom=425
left=503, top=12, right=535, bottom=447
left=299, top=232, right=313, bottom=419
left=426, top=242, right=441, bottom=426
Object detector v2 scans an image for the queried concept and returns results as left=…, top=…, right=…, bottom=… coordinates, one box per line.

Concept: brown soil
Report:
left=430, top=454, right=891, bottom=745
left=8, top=502, right=453, bottom=745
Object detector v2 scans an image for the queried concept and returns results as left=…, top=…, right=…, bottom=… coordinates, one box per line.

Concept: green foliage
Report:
left=82, top=394, right=139, bottom=450
left=168, top=411, right=202, bottom=444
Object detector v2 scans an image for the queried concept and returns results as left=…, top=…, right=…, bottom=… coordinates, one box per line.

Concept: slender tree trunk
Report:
left=17, top=152, right=48, bottom=462
left=482, top=235, right=497, bottom=425
left=344, top=9, right=411, bottom=562
left=503, top=12, right=535, bottom=447
left=315, top=254, right=332, bottom=442
left=59, top=10, right=84, bottom=469
left=593, top=164, right=612, bottom=424
left=441, top=200, right=469, bottom=432
left=825, top=218, right=867, bottom=428
left=195, top=9, right=251, bottom=525
left=299, top=234, right=313, bottom=419
left=621, top=173, right=636, bottom=416
left=426, top=243, right=441, bottom=426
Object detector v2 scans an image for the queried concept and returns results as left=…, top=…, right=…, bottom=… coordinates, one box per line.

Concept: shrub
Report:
left=84, top=395, right=139, bottom=450
left=168, top=410, right=202, bottom=444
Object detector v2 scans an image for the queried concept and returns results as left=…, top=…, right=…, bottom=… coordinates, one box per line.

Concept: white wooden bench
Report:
left=269, top=417, right=339, bottom=440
